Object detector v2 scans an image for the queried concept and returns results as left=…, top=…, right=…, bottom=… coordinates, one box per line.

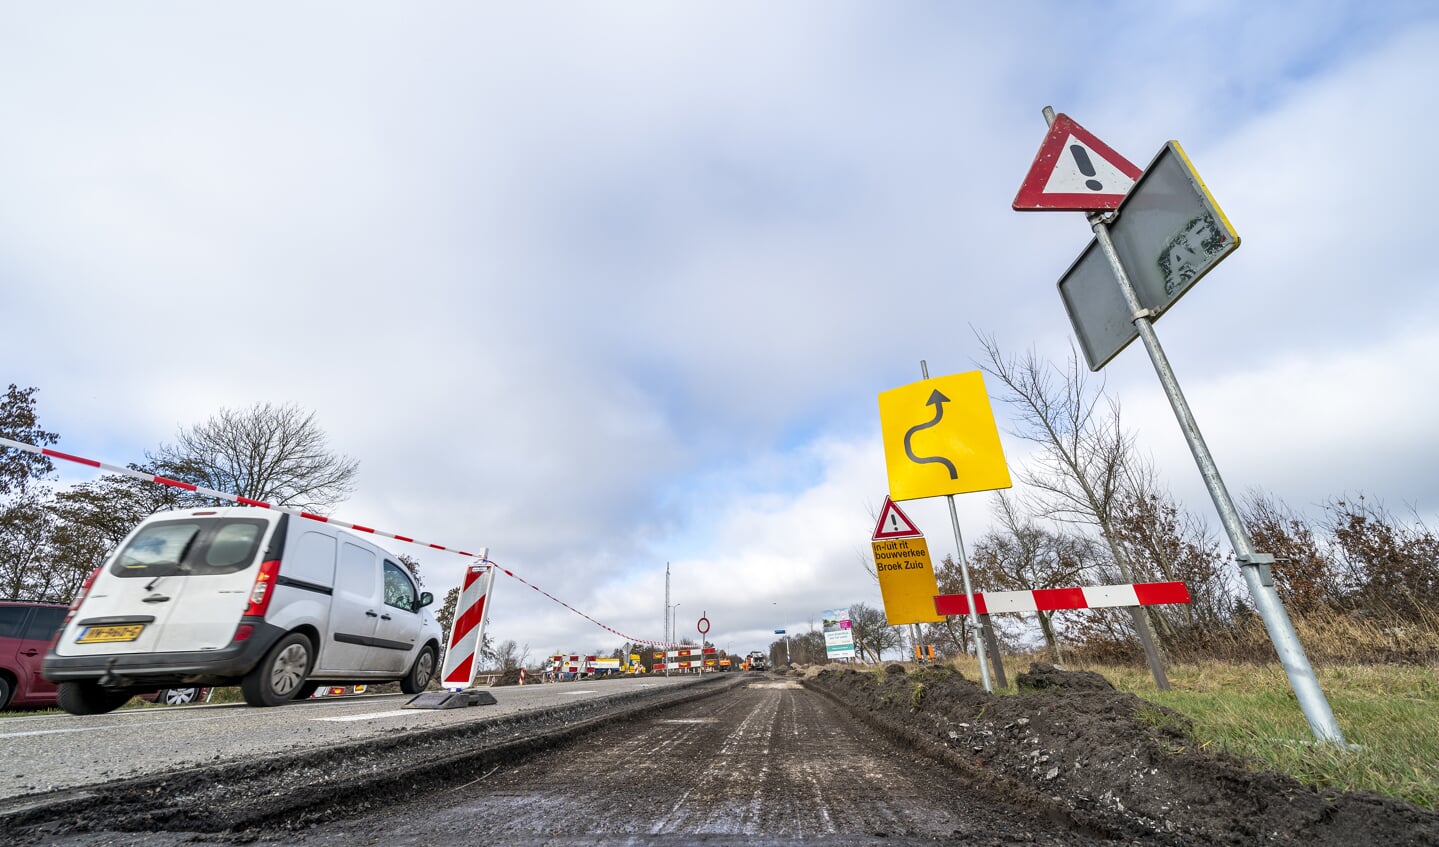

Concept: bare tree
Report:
left=1241, top=491, right=1341, bottom=615
left=490, top=639, right=530, bottom=672
left=150, top=402, right=358, bottom=512
left=967, top=492, right=1101, bottom=656
left=1110, top=468, right=1239, bottom=641
left=975, top=333, right=1170, bottom=687
left=787, top=629, right=827, bottom=664
left=848, top=602, right=900, bottom=662
left=1324, top=494, right=1439, bottom=620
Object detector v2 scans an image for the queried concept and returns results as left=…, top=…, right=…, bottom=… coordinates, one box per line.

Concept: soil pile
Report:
left=803, top=662, right=1439, bottom=846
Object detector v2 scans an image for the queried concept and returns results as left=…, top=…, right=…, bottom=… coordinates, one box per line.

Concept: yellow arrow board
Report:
left=878, top=370, right=1012, bottom=501
left=873, top=536, right=944, bottom=625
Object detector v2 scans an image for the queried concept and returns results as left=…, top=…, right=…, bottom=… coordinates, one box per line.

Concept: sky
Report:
left=4, top=2, right=1438, bottom=662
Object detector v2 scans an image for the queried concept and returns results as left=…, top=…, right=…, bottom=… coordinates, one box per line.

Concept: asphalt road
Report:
left=0, top=674, right=707, bottom=800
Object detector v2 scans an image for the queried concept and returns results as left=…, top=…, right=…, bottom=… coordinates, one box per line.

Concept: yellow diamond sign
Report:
left=878, top=370, right=1012, bottom=501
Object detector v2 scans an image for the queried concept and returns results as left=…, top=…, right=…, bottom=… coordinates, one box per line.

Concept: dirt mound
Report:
left=1016, top=661, right=1115, bottom=692
left=492, top=668, right=523, bottom=686
left=805, top=663, right=1439, bottom=846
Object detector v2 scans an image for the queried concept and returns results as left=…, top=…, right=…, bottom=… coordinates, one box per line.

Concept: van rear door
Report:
left=54, top=515, right=273, bottom=657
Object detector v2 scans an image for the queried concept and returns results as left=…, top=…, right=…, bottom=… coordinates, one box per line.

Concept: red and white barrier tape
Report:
left=0, top=436, right=685, bottom=647
left=934, top=581, right=1191, bottom=616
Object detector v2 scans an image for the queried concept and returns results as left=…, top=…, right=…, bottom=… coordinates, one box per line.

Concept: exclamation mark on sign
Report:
left=1070, top=144, right=1103, bottom=191
left=890, top=514, right=899, bottom=531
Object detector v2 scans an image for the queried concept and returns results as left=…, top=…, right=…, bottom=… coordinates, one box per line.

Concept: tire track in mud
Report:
left=222, top=677, right=1116, bottom=846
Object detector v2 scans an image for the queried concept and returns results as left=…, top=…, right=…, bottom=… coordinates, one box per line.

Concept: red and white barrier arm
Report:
left=0, top=436, right=478, bottom=555
left=0, top=436, right=685, bottom=647
left=934, top=581, right=1191, bottom=616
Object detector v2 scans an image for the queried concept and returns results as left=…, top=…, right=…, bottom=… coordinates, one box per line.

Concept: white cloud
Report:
left=3, top=4, right=1437, bottom=657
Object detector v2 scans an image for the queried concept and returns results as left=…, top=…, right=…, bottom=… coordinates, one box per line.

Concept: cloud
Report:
left=3, top=4, right=1436, bottom=657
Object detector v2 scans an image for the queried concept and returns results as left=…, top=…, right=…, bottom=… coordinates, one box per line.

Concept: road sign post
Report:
left=877, top=364, right=1013, bottom=693
left=1017, top=106, right=1345, bottom=745
left=870, top=497, right=944, bottom=626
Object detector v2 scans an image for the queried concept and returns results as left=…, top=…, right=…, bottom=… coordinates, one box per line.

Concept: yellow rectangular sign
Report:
left=878, top=370, right=1012, bottom=501
left=873, top=536, right=944, bottom=625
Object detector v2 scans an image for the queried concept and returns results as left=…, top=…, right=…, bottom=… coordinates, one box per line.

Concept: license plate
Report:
left=77, top=624, right=145, bottom=643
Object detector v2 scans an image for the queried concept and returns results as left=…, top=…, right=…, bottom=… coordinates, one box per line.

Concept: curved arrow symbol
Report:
left=903, top=389, right=958, bottom=479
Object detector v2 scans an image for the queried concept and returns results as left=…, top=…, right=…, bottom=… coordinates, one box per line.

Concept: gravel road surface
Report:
left=6, top=674, right=1111, bottom=846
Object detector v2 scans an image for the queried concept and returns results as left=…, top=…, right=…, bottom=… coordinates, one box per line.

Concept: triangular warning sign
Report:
left=1013, top=113, right=1142, bottom=212
left=872, top=496, right=923, bottom=540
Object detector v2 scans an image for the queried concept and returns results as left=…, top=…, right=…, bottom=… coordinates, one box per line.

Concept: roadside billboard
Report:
left=822, top=609, right=856, bottom=659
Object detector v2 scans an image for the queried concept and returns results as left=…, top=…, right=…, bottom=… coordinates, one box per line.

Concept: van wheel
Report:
left=0, top=677, right=12, bottom=711
left=242, top=633, right=312, bottom=707
left=401, top=646, right=437, bottom=694
left=57, top=681, right=133, bottom=715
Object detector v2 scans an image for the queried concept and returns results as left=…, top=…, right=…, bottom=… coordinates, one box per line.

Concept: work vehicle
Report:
left=44, top=508, right=443, bottom=714
left=746, top=651, right=768, bottom=671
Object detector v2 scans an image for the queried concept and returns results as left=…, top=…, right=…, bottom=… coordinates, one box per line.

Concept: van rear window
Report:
left=112, top=518, right=269, bottom=578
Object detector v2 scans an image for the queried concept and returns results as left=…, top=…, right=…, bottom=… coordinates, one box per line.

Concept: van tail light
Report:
left=233, top=624, right=255, bottom=642
left=70, top=566, right=102, bottom=611
left=53, top=566, right=104, bottom=649
left=243, top=560, right=283, bottom=617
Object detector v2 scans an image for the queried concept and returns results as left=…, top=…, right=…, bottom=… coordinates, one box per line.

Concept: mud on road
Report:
left=6, top=665, right=1439, bottom=846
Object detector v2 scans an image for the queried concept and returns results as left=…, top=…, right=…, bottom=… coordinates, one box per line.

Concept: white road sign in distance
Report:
left=1058, top=141, right=1240, bottom=370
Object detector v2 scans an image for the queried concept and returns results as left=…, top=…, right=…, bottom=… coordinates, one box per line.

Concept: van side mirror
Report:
left=417, top=591, right=434, bottom=610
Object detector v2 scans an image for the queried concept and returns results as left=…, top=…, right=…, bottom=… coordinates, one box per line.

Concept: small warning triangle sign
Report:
left=872, top=496, right=924, bottom=540
left=1013, top=113, right=1142, bottom=212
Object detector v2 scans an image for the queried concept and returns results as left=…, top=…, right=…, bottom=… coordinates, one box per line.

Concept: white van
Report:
left=44, top=507, right=444, bottom=714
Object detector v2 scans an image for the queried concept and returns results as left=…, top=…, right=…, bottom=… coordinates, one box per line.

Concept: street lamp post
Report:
left=772, top=602, right=790, bottom=666
left=663, top=602, right=681, bottom=678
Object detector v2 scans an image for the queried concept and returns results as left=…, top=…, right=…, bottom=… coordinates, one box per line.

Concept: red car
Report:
left=1, top=599, right=67, bottom=710
left=2, top=600, right=205, bottom=711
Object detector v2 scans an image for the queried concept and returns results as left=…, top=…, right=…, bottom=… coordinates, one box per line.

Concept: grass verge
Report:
left=933, top=655, right=1439, bottom=811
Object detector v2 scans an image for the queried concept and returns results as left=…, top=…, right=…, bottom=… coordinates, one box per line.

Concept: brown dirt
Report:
left=801, top=661, right=1439, bottom=846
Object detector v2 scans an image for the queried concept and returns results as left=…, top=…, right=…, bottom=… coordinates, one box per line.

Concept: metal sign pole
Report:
left=1087, top=215, right=1345, bottom=746
left=919, top=359, right=993, bottom=693
left=947, top=494, right=993, bottom=692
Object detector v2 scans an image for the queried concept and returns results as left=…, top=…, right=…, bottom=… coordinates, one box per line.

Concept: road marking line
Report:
left=314, top=709, right=416, bottom=722
left=0, top=715, right=216, bottom=739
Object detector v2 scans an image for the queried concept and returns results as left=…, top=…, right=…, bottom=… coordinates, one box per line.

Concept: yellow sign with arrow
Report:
left=877, top=371, right=1012, bottom=501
